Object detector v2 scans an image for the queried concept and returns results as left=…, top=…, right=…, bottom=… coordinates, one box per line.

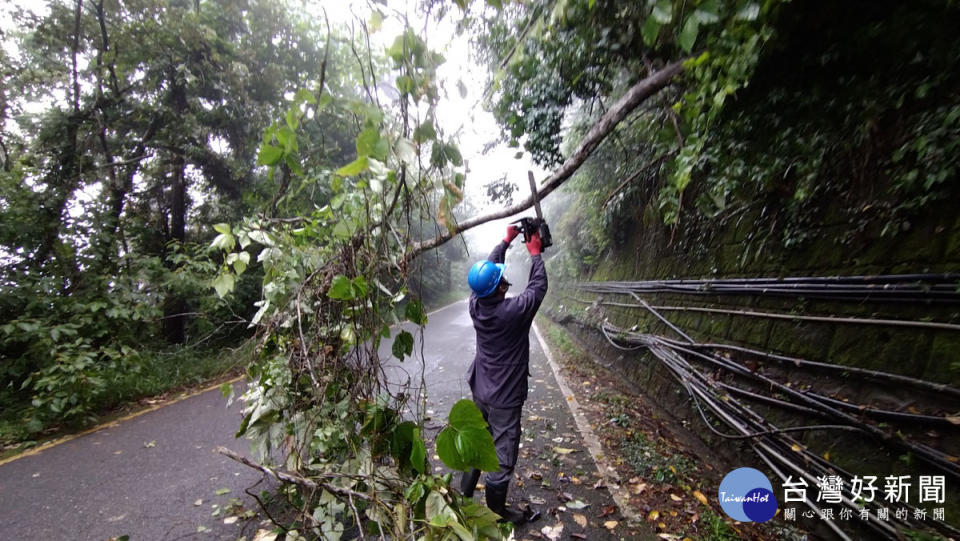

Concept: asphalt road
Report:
left=0, top=380, right=268, bottom=541
left=0, top=298, right=646, bottom=540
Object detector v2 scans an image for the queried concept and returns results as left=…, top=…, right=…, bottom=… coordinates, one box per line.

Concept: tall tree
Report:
left=0, top=0, right=365, bottom=429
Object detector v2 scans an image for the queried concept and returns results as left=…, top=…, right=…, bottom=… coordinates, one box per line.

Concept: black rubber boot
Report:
left=459, top=468, right=481, bottom=498
left=485, top=482, right=526, bottom=525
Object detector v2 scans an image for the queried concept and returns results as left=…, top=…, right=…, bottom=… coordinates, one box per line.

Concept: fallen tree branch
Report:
left=409, top=60, right=685, bottom=259
left=216, top=446, right=371, bottom=501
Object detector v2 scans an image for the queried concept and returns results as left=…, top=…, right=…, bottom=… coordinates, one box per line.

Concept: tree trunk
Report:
left=163, top=81, right=189, bottom=345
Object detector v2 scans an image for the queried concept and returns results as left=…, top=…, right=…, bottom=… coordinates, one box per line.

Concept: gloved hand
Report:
left=526, top=232, right=542, bottom=256
left=504, top=224, right=521, bottom=244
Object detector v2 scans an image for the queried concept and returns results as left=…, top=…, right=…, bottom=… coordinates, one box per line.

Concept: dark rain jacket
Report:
left=467, top=240, right=548, bottom=408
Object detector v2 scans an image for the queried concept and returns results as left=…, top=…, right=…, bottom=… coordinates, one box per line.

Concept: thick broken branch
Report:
left=409, top=60, right=684, bottom=259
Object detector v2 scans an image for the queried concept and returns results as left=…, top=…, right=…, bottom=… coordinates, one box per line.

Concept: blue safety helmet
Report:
left=468, top=260, right=506, bottom=297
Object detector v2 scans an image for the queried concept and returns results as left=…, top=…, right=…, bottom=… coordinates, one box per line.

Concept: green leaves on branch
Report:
left=430, top=142, right=463, bottom=169
left=328, top=275, right=369, bottom=300
left=436, top=400, right=500, bottom=472
left=391, top=421, right=427, bottom=475
left=212, top=273, right=236, bottom=299
left=390, top=300, right=426, bottom=361
left=256, top=89, right=319, bottom=177
left=392, top=330, right=414, bottom=361
left=405, top=299, right=427, bottom=326
left=225, top=251, right=250, bottom=275
left=677, top=14, right=701, bottom=53
left=210, top=223, right=235, bottom=250
left=640, top=0, right=731, bottom=52
left=335, top=156, right=368, bottom=177
left=356, top=126, right=389, bottom=162
left=387, top=29, right=444, bottom=103
left=413, top=120, right=437, bottom=144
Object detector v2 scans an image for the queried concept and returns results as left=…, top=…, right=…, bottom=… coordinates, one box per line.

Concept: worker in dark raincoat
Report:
left=460, top=224, right=547, bottom=524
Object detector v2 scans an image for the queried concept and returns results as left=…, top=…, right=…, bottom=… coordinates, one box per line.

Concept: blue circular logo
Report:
left=718, top=467, right=778, bottom=523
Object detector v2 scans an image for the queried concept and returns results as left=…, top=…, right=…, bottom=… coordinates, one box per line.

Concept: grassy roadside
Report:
left=0, top=341, right=253, bottom=460
left=536, top=315, right=802, bottom=541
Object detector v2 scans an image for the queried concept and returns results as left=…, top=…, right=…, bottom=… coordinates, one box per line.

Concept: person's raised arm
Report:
left=513, top=232, right=548, bottom=315
left=487, top=224, right=520, bottom=264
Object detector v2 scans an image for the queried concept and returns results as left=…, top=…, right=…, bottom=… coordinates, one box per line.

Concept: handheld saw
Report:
left=510, top=171, right=553, bottom=251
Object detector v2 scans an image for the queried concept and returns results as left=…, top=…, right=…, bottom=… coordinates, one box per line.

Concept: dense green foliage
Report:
left=0, top=0, right=360, bottom=437
left=470, top=0, right=959, bottom=278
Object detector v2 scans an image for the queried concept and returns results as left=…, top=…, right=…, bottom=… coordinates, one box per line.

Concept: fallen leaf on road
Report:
left=571, top=534, right=586, bottom=540
left=552, top=437, right=564, bottom=443
left=593, top=479, right=606, bottom=490
left=196, top=525, right=210, bottom=533
left=224, top=516, right=238, bottom=524
left=670, top=494, right=682, bottom=502
left=113, top=450, right=123, bottom=455
left=253, top=529, right=278, bottom=541
left=143, top=440, right=156, bottom=448
left=657, top=534, right=681, bottom=540
left=692, top=490, right=708, bottom=506
left=558, top=492, right=574, bottom=502
left=529, top=496, right=547, bottom=505
left=573, top=513, right=587, bottom=527
left=214, top=488, right=231, bottom=495
left=631, top=483, right=647, bottom=495
left=604, top=520, right=618, bottom=530
left=648, top=510, right=660, bottom=521
left=567, top=500, right=589, bottom=510
left=599, top=505, right=617, bottom=517
left=194, top=499, right=203, bottom=506
left=553, top=447, right=575, bottom=454
left=570, top=476, right=582, bottom=485
left=541, top=522, right=564, bottom=541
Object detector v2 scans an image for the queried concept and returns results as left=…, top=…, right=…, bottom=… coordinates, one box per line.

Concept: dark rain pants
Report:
left=475, top=397, right=523, bottom=487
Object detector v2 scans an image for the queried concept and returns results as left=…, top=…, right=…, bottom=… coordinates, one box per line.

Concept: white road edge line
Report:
left=532, top=322, right=641, bottom=525
left=427, top=298, right=467, bottom=317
